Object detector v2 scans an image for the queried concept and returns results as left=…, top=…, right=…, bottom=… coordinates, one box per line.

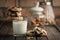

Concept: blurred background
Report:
left=0, top=0, right=60, bottom=40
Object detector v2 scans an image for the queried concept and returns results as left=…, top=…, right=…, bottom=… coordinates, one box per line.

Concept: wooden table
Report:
left=0, top=17, right=60, bottom=40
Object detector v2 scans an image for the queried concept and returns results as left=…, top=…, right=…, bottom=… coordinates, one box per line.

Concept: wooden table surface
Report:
left=0, top=21, right=60, bottom=40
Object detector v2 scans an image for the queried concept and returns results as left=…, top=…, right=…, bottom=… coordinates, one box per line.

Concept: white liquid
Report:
left=13, top=20, right=27, bottom=34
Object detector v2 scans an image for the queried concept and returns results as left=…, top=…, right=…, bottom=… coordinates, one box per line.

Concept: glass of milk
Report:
left=13, top=20, right=27, bottom=35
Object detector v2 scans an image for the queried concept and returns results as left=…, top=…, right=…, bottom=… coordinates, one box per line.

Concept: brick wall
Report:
left=0, top=0, right=15, bottom=7
left=53, top=0, right=60, bottom=7
left=53, top=7, right=60, bottom=17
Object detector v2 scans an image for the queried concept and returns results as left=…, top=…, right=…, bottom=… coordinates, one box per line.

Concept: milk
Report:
left=13, top=20, right=27, bottom=34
